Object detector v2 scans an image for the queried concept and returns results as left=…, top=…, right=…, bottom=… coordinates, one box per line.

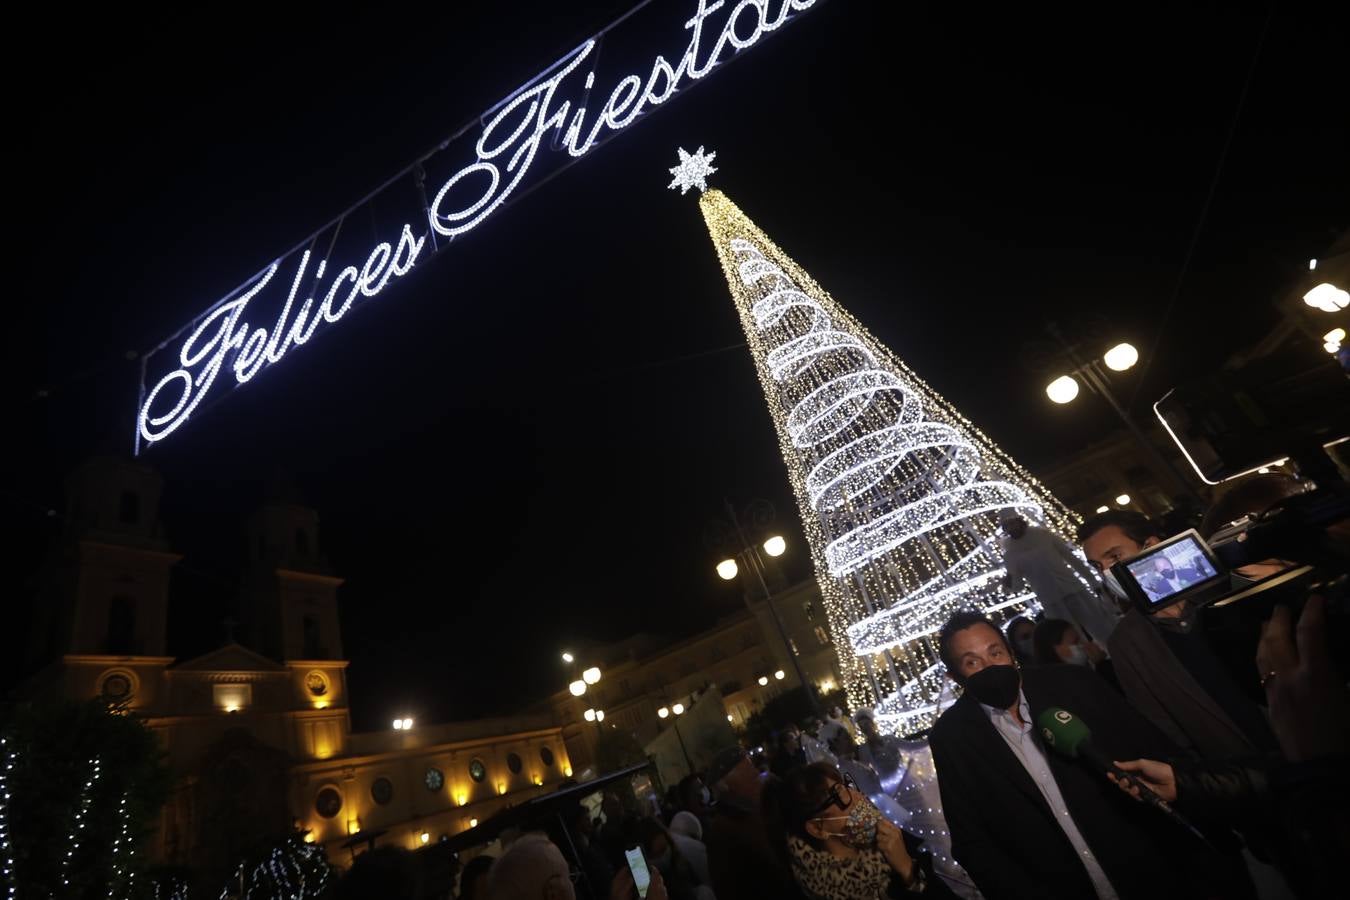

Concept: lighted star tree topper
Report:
left=674, top=149, right=1081, bottom=733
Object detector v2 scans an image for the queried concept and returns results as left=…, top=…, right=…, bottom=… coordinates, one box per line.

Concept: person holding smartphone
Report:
left=609, top=855, right=668, bottom=900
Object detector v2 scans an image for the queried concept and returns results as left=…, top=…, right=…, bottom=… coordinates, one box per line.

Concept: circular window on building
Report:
left=371, top=777, right=394, bottom=805
left=469, top=759, right=487, bottom=783
left=506, top=752, right=522, bottom=774
left=100, top=672, right=134, bottom=703
left=424, top=767, right=444, bottom=792
left=315, top=787, right=342, bottom=819
left=540, top=747, right=555, bottom=768
left=304, top=671, right=329, bottom=697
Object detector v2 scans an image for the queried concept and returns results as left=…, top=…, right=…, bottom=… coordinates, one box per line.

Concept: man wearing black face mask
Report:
left=1139, top=556, right=1205, bottom=602
left=928, top=611, right=1243, bottom=900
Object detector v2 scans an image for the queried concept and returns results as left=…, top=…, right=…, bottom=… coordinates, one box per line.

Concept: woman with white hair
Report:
left=668, top=810, right=712, bottom=887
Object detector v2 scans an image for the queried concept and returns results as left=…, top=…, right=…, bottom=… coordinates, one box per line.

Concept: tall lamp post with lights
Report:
left=560, top=652, right=604, bottom=769
left=656, top=701, right=695, bottom=770
left=714, top=500, right=822, bottom=717
left=1041, top=327, right=1202, bottom=505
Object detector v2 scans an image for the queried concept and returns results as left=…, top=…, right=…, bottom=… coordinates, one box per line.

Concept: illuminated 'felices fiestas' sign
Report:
left=136, top=0, right=819, bottom=451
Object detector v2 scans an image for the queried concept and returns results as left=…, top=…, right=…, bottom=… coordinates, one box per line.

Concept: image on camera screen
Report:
left=1125, top=535, right=1220, bottom=605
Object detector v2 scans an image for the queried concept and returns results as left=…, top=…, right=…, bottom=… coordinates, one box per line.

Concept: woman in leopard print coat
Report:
left=762, top=762, right=937, bottom=899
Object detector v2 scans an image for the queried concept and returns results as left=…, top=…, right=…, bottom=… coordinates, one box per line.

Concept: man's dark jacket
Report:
left=930, top=664, right=1194, bottom=900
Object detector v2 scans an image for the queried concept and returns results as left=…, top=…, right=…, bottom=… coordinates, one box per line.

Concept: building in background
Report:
left=543, top=574, right=842, bottom=777
left=18, top=456, right=571, bottom=871
left=1036, top=426, right=1205, bottom=522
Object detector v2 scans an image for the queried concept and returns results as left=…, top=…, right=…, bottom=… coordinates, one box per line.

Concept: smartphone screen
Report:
left=624, top=846, right=651, bottom=899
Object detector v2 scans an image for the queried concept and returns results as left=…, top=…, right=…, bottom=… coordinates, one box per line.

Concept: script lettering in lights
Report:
left=135, top=0, right=819, bottom=452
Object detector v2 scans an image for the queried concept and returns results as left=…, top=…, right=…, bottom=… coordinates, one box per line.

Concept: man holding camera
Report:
left=1076, top=510, right=1278, bottom=761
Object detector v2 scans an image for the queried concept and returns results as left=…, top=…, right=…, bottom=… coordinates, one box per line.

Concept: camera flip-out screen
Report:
left=1111, top=529, right=1227, bottom=612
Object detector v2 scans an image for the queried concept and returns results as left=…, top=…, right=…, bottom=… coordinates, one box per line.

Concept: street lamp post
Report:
left=560, top=656, right=603, bottom=771
left=719, top=500, right=823, bottom=717
left=657, top=702, right=695, bottom=771
left=1043, top=325, right=1203, bottom=505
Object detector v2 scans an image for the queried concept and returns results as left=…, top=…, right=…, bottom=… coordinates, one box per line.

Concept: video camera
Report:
left=1136, top=339, right=1350, bottom=614
left=1107, top=497, right=1349, bottom=697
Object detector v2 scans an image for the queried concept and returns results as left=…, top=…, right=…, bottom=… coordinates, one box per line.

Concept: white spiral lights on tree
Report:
left=699, top=191, right=1080, bottom=733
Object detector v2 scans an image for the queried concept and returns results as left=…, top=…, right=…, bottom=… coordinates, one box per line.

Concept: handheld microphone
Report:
left=1035, top=706, right=1209, bottom=843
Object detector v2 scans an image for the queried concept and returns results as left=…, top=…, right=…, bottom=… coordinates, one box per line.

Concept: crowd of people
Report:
left=350, top=474, right=1346, bottom=899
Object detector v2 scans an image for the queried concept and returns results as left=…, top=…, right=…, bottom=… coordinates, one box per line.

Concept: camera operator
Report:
left=1107, top=596, right=1350, bottom=897
left=1077, top=510, right=1279, bottom=762
left=1198, top=474, right=1308, bottom=581
left=1079, top=500, right=1344, bottom=898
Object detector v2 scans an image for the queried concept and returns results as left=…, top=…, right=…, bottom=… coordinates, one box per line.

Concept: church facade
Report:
left=21, top=457, right=571, bottom=870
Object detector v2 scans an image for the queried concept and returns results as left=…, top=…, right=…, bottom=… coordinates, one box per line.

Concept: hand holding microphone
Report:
left=1109, top=758, right=1177, bottom=803
left=1035, top=706, right=1206, bottom=843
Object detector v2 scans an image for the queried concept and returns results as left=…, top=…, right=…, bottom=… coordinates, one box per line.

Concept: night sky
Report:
left=9, top=1, right=1347, bottom=729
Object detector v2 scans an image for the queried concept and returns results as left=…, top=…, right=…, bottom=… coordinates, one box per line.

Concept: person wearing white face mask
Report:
left=1032, top=619, right=1099, bottom=666
left=1032, top=619, right=1122, bottom=693
left=761, top=762, right=933, bottom=899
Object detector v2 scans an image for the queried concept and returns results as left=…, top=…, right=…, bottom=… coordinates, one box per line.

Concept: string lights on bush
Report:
left=696, top=187, right=1079, bottom=732
left=63, top=756, right=103, bottom=887
left=218, top=837, right=333, bottom=900
left=0, top=738, right=14, bottom=899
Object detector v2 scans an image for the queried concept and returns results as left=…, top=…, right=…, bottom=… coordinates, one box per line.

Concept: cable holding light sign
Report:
left=135, top=0, right=821, bottom=452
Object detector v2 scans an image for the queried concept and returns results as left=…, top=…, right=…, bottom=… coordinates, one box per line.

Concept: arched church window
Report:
left=315, top=787, right=342, bottom=818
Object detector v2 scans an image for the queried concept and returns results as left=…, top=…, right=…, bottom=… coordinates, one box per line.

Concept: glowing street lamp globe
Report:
left=561, top=651, right=574, bottom=663
left=1095, top=505, right=1110, bottom=514
left=1103, top=342, right=1139, bottom=372
left=658, top=707, right=669, bottom=719
left=568, top=680, right=586, bottom=697
left=584, top=708, right=596, bottom=722
left=763, top=535, right=786, bottom=557
left=758, top=676, right=769, bottom=686
left=716, top=559, right=739, bottom=580
left=582, top=667, right=602, bottom=685
left=774, top=670, right=785, bottom=680
left=1304, top=282, right=1349, bottom=312
left=1115, top=494, right=1131, bottom=506
left=672, top=703, right=685, bottom=715
left=1045, top=375, right=1079, bottom=404
left=595, top=709, right=605, bottom=722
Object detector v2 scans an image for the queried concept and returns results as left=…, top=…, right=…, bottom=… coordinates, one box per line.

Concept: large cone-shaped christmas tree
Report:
left=697, top=188, right=1081, bottom=733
